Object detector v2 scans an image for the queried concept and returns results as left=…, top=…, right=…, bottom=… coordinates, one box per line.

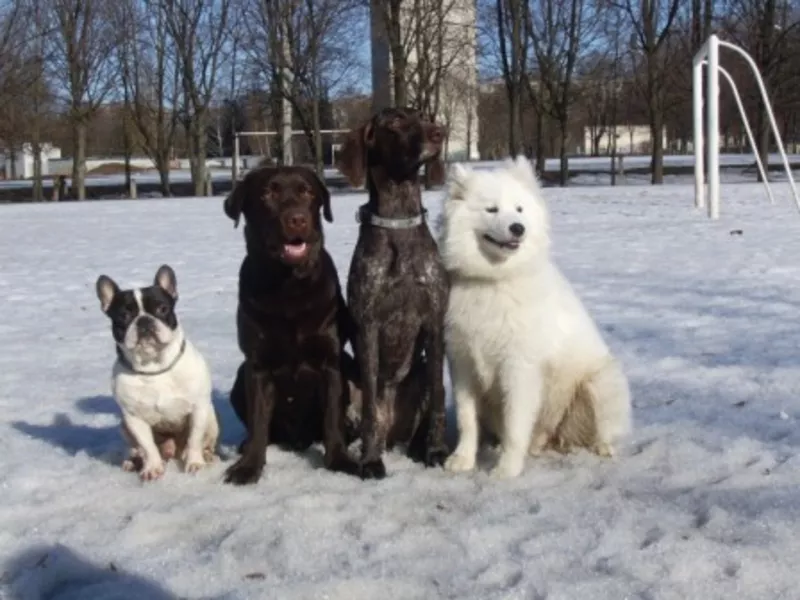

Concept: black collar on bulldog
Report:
left=117, top=338, right=187, bottom=376
left=356, top=203, right=428, bottom=229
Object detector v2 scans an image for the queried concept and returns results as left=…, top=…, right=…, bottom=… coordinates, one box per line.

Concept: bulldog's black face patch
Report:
left=101, top=286, right=177, bottom=346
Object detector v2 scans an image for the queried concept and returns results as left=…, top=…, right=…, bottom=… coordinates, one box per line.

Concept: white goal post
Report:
left=692, top=34, right=800, bottom=219
left=232, top=129, right=351, bottom=182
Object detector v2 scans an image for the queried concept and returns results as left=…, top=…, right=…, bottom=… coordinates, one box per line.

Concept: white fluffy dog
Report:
left=439, top=156, right=632, bottom=478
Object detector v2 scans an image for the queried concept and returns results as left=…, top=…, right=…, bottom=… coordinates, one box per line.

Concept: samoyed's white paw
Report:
left=444, top=452, right=476, bottom=473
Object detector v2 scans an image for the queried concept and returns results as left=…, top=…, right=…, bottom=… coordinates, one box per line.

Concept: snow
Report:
left=3, top=179, right=800, bottom=599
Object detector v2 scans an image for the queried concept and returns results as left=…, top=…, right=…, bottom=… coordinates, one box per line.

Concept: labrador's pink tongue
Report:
left=283, top=243, right=308, bottom=259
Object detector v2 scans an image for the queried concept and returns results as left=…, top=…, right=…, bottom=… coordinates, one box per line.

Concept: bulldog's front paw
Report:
left=122, top=448, right=144, bottom=472
left=183, top=449, right=207, bottom=474
left=140, top=459, right=165, bottom=481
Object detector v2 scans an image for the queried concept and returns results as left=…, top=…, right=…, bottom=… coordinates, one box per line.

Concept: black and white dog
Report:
left=95, top=265, right=219, bottom=481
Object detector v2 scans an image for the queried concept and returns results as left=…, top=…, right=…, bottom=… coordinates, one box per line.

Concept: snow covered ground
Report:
left=3, top=181, right=800, bottom=599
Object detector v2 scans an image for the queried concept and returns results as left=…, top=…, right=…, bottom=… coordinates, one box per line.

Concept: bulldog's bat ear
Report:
left=96, top=275, right=119, bottom=313
left=154, top=264, right=178, bottom=300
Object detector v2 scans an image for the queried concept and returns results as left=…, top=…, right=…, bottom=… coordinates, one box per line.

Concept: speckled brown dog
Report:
left=336, top=107, right=450, bottom=479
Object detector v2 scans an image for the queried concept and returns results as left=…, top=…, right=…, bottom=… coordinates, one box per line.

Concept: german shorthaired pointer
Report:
left=336, top=107, right=450, bottom=479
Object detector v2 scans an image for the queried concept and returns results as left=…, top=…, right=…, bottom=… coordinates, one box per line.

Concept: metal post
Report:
left=233, top=134, right=240, bottom=183
left=719, top=38, right=800, bottom=214
left=709, top=62, right=774, bottom=204
left=692, top=43, right=705, bottom=210
left=707, top=34, right=721, bottom=220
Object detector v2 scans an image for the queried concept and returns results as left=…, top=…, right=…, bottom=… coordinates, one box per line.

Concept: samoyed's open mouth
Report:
left=483, top=234, right=520, bottom=251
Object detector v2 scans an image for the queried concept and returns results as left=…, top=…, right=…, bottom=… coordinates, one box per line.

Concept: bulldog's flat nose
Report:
left=137, top=316, right=156, bottom=337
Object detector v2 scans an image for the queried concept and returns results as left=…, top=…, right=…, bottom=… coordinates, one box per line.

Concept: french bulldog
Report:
left=95, top=265, right=219, bottom=481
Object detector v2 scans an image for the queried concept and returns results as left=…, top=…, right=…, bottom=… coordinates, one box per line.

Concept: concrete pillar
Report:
left=370, top=0, right=392, bottom=112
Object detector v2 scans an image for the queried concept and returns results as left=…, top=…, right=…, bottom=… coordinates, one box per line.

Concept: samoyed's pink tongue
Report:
left=283, top=243, right=308, bottom=259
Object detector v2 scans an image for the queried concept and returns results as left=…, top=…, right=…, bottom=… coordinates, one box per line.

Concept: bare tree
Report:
left=239, top=0, right=363, bottom=173
left=720, top=0, right=800, bottom=180
left=403, top=0, right=471, bottom=118
left=159, top=0, right=232, bottom=196
left=49, top=0, right=118, bottom=199
left=26, top=0, right=53, bottom=201
left=496, top=0, right=527, bottom=157
left=526, top=0, right=596, bottom=185
left=0, top=1, right=32, bottom=180
left=116, top=0, right=182, bottom=196
left=369, top=0, right=412, bottom=107
left=0, top=0, right=57, bottom=200
left=615, top=0, right=682, bottom=183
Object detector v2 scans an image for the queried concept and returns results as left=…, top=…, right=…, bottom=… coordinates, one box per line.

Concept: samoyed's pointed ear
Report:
left=446, top=163, right=471, bottom=201
left=508, top=154, right=540, bottom=191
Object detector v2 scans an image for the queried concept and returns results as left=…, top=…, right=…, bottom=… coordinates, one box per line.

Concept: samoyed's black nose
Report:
left=509, top=222, right=525, bottom=237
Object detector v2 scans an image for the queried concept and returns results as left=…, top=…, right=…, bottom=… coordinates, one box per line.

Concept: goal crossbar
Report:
left=693, top=34, right=799, bottom=219
left=232, top=129, right=351, bottom=181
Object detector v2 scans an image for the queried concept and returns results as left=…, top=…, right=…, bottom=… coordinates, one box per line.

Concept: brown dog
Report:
left=336, top=107, right=450, bottom=479
left=222, top=165, right=360, bottom=485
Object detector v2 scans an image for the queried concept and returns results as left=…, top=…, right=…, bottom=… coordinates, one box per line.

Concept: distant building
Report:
left=0, top=143, right=61, bottom=180
left=583, top=125, right=668, bottom=155
left=370, top=0, right=480, bottom=161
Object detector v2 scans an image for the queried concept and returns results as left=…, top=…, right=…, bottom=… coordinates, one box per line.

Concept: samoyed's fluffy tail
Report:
left=538, top=358, right=632, bottom=457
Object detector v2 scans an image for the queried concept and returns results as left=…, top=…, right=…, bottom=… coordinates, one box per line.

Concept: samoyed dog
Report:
left=439, top=156, right=631, bottom=479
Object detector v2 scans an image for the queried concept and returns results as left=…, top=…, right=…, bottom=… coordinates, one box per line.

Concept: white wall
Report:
left=0, top=144, right=60, bottom=179
left=583, top=125, right=668, bottom=154
left=370, top=0, right=480, bottom=161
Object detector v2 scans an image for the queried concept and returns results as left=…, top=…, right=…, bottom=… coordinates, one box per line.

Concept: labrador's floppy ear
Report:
left=303, top=167, right=334, bottom=223
left=335, top=122, right=374, bottom=188
left=223, top=179, right=246, bottom=228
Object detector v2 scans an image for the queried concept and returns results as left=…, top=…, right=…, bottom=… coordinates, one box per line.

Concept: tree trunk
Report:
left=311, top=88, right=324, bottom=177
left=466, top=94, right=474, bottom=160
left=559, top=118, right=569, bottom=186
left=156, top=154, right=171, bottom=197
left=535, top=107, right=546, bottom=177
left=32, top=140, right=43, bottom=202
left=8, top=147, right=16, bottom=179
left=189, top=119, right=207, bottom=197
left=72, top=120, right=87, bottom=200
left=388, top=1, right=406, bottom=107
left=123, top=126, right=132, bottom=195
left=646, top=52, right=665, bottom=184
left=757, top=98, right=770, bottom=182
left=651, top=111, right=665, bottom=184
left=392, top=54, right=407, bottom=107
left=756, top=0, right=776, bottom=182
left=508, top=0, right=523, bottom=157
left=31, top=96, right=43, bottom=201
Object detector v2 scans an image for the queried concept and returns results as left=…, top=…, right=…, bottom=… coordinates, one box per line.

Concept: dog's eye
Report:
left=117, top=308, right=134, bottom=323
left=485, top=207, right=499, bottom=214
left=516, top=206, right=523, bottom=213
left=155, top=304, right=169, bottom=317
